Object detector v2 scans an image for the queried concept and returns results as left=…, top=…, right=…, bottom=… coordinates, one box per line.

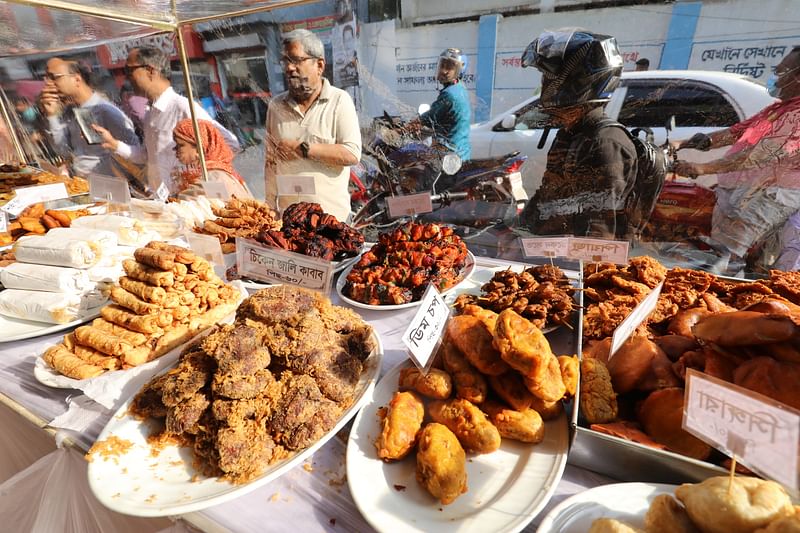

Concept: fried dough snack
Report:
left=110, top=286, right=163, bottom=315
left=675, top=477, right=794, bottom=533
left=447, top=315, right=509, bottom=376
left=72, top=345, right=123, bottom=370
left=643, top=494, right=697, bottom=533
left=429, top=398, right=500, bottom=454
left=440, top=341, right=487, bottom=404
left=101, top=304, right=167, bottom=334
left=376, top=391, right=425, bottom=461
left=398, top=367, right=452, bottom=400
left=482, top=400, right=544, bottom=443
left=558, top=355, right=579, bottom=398
left=43, top=344, right=105, bottom=380
left=118, top=276, right=167, bottom=304
left=91, top=318, right=148, bottom=346
left=134, top=247, right=175, bottom=271
left=74, top=325, right=133, bottom=356
left=488, top=371, right=533, bottom=411
left=493, top=309, right=554, bottom=380
left=146, top=241, right=196, bottom=264
left=529, top=396, right=564, bottom=421
left=579, top=358, right=618, bottom=424
left=638, top=388, right=711, bottom=460
left=523, top=355, right=567, bottom=403
left=123, top=259, right=174, bottom=287
left=588, top=518, right=641, bottom=533
left=415, top=423, right=467, bottom=505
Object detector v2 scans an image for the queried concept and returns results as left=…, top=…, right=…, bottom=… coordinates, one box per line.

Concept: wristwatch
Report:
left=299, top=141, right=310, bottom=159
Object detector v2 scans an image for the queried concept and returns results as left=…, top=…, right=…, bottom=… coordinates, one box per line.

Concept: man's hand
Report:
left=38, top=87, right=62, bottom=117
left=91, top=124, right=119, bottom=151
left=269, top=138, right=302, bottom=162
left=673, top=160, right=702, bottom=178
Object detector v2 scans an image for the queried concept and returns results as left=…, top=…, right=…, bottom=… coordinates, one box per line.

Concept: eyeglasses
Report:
left=124, top=64, right=148, bottom=76
left=279, top=55, right=317, bottom=68
left=44, top=72, right=69, bottom=81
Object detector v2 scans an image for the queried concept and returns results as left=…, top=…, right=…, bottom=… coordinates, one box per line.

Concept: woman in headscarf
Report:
left=172, top=118, right=252, bottom=199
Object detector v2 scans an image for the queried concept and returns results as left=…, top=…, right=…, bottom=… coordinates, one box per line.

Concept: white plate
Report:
left=536, top=482, right=679, bottom=533
left=0, top=307, right=103, bottom=343
left=336, top=251, right=476, bottom=311
left=346, top=361, right=570, bottom=533
left=87, top=330, right=384, bottom=517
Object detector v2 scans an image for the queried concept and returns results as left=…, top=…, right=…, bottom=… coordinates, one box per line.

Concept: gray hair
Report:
left=282, top=29, right=325, bottom=59
left=135, top=46, right=171, bottom=78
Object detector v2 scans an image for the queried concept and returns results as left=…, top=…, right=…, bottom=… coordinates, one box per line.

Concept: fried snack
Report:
left=415, top=423, right=467, bottom=505
left=43, top=344, right=104, bottom=380
left=488, top=372, right=533, bottom=411
left=493, top=308, right=553, bottom=379
left=675, top=477, right=794, bottom=533
left=398, top=367, right=452, bottom=400
left=590, top=421, right=667, bottom=451
left=692, top=311, right=798, bottom=346
left=529, top=396, right=564, bottom=421
left=41, top=214, right=60, bottom=230
left=440, top=341, right=487, bottom=404
left=644, top=494, right=697, bottom=533
left=446, top=315, right=509, bottom=376
left=73, top=345, right=122, bottom=371
left=134, top=247, right=175, bottom=271
left=123, top=259, right=174, bottom=287
left=733, top=356, right=800, bottom=411
left=101, top=304, right=167, bottom=334
left=589, top=518, right=642, bottom=533
left=118, top=276, right=167, bottom=304
left=74, top=325, right=134, bottom=356
left=755, top=511, right=800, bottom=533
left=18, top=217, right=46, bottom=234
left=110, top=286, right=163, bottom=315
left=47, top=209, right=72, bottom=227
left=522, top=354, right=567, bottom=402
left=638, top=388, right=711, bottom=460
left=146, top=241, right=196, bottom=264
left=122, top=323, right=191, bottom=367
left=91, top=318, right=148, bottom=346
left=607, top=336, right=678, bottom=394
left=459, top=304, right=498, bottom=332
left=376, top=391, right=425, bottom=461
left=558, top=355, right=579, bottom=398
left=428, top=398, right=501, bottom=454
left=482, top=400, right=544, bottom=443
left=580, top=358, right=618, bottom=424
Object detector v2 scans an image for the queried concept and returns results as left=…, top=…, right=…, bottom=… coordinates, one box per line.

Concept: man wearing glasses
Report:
left=94, top=46, right=238, bottom=195
left=39, top=57, right=139, bottom=180
left=264, top=29, right=361, bottom=222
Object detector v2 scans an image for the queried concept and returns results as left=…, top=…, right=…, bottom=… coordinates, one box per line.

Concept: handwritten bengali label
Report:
left=566, top=237, right=629, bottom=264
left=402, top=284, right=451, bottom=370
left=2, top=182, right=68, bottom=217
left=156, top=183, right=169, bottom=202
left=684, top=369, right=800, bottom=491
left=235, top=238, right=333, bottom=293
left=89, top=174, right=131, bottom=205
left=185, top=232, right=225, bottom=266
left=386, top=193, right=433, bottom=218
left=201, top=181, right=231, bottom=201
left=609, top=281, right=664, bottom=360
left=520, top=237, right=569, bottom=259
left=277, top=175, right=316, bottom=197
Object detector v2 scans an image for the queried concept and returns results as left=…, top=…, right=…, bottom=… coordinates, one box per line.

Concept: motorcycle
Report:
left=352, top=112, right=529, bottom=256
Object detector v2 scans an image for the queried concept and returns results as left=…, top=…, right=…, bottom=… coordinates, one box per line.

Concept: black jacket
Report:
left=521, top=107, right=638, bottom=239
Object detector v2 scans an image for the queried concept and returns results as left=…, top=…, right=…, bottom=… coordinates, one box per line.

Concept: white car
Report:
left=470, top=70, right=775, bottom=194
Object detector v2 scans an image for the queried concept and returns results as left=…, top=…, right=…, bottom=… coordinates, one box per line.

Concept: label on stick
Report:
left=235, top=238, right=333, bottom=293
left=402, top=284, right=451, bottom=371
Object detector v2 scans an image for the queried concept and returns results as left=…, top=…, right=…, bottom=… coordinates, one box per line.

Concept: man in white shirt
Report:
left=265, top=29, right=361, bottom=222
left=94, top=46, right=239, bottom=195
left=39, top=58, right=140, bottom=181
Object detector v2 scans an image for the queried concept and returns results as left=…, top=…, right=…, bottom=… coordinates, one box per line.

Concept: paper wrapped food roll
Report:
left=45, top=227, right=118, bottom=249
left=13, top=234, right=101, bottom=269
left=71, top=215, right=161, bottom=247
left=0, top=263, right=94, bottom=293
left=0, top=289, right=84, bottom=323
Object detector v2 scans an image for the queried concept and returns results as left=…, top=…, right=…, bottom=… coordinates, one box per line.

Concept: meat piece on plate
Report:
left=166, top=393, right=210, bottom=435
left=213, top=369, right=277, bottom=400
left=204, top=324, right=271, bottom=376
left=269, top=372, right=342, bottom=450
left=216, top=418, right=277, bottom=481
left=160, top=346, right=216, bottom=407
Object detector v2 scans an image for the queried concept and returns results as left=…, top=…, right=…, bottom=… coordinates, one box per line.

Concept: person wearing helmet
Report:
left=407, top=48, right=472, bottom=161
left=519, top=29, right=638, bottom=239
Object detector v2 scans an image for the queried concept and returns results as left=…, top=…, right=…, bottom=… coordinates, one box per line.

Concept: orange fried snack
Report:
left=488, top=371, right=533, bottom=411
left=416, top=423, right=467, bottom=505
left=447, top=315, right=510, bottom=376
left=558, top=355, right=579, bottom=398
left=639, top=388, right=711, bottom=460
left=375, top=391, right=425, bottom=461
left=428, top=398, right=501, bottom=454
left=482, top=400, right=545, bottom=444
left=440, top=341, right=488, bottom=404
left=398, top=367, right=452, bottom=400
left=493, top=308, right=553, bottom=380
left=579, top=358, right=618, bottom=424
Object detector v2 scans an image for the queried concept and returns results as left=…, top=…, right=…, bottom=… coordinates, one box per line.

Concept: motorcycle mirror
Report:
left=418, top=103, right=431, bottom=114
left=665, top=115, right=676, bottom=132
left=442, top=152, right=462, bottom=175
left=500, top=115, right=517, bottom=130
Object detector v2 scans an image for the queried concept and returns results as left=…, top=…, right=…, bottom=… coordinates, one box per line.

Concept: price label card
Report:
left=89, top=174, right=131, bottom=205
left=402, top=284, right=451, bottom=370
left=2, top=182, right=68, bottom=217
left=0, top=211, right=7, bottom=233
left=386, top=193, right=433, bottom=219
left=609, top=281, right=663, bottom=360
left=236, top=238, right=333, bottom=293
left=156, top=182, right=170, bottom=202
left=277, top=175, right=316, bottom=196
left=185, top=231, right=225, bottom=266
left=201, top=181, right=231, bottom=201
left=566, top=237, right=629, bottom=264
left=684, top=369, right=800, bottom=491
left=520, top=237, right=569, bottom=259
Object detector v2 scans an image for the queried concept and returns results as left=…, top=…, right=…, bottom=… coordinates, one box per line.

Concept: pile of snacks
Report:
left=0, top=202, right=92, bottom=245
left=127, top=286, right=375, bottom=483
left=453, top=264, right=576, bottom=329
left=343, top=222, right=469, bottom=305
left=43, top=242, right=242, bottom=380
left=257, top=202, right=364, bottom=261
left=0, top=171, right=88, bottom=206
left=194, top=197, right=281, bottom=253
left=376, top=304, right=577, bottom=504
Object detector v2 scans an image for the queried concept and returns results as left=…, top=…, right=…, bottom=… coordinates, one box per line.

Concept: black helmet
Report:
left=521, top=28, right=623, bottom=109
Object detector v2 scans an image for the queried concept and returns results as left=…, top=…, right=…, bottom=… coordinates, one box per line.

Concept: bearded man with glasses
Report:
left=264, top=29, right=361, bottom=222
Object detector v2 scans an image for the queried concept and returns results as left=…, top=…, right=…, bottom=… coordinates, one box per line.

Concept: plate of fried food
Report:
left=87, top=286, right=383, bottom=517
left=537, top=476, right=798, bottom=533
left=346, top=303, right=575, bottom=533
left=337, top=222, right=475, bottom=310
